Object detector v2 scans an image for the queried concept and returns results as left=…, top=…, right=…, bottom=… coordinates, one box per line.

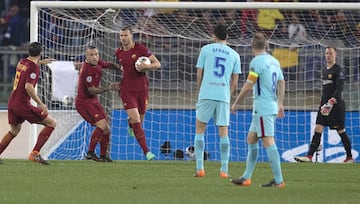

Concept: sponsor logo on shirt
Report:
left=322, top=79, right=333, bottom=85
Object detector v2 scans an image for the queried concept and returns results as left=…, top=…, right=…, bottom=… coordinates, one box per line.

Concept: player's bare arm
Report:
left=73, top=61, right=83, bottom=71
left=196, top=68, right=203, bottom=99
left=107, top=82, right=120, bottom=92
left=196, top=68, right=203, bottom=90
left=88, top=82, right=114, bottom=95
left=230, top=73, right=239, bottom=101
left=277, top=79, right=285, bottom=118
left=231, top=82, right=253, bottom=114
left=25, top=82, right=48, bottom=115
left=108, top=62, right=121, bottom=70
left=231, top=71, right=257, bottom=114
left=38, top=58, right=56, bottom=65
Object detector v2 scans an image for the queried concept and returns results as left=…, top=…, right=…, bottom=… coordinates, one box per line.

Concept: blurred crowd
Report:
left=0, top=0, right=359, bottom=47
left=0, top=0, right=29, bottom=47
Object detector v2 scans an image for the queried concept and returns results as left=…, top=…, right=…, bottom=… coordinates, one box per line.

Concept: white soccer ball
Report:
left=62, top=95, right=74, bottom=106
left=135, top=56, right=151, bottom=70
left=185, top=145, right=195, bottom=160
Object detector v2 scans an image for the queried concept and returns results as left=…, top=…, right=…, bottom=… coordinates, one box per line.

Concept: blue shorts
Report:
left=196, top=99, right=230, bottom=126
left=249, top=113, right=277, bottom=137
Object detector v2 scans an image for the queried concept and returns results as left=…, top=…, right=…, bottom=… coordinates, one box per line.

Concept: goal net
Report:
left=30, top=1, right=360, bottom=162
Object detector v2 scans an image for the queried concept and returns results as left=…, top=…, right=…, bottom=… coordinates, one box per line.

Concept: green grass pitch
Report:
left=0, top=160, right=359, bottom=204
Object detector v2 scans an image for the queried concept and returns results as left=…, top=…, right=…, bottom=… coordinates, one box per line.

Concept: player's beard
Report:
left=121, top=39, right=131, bottom=48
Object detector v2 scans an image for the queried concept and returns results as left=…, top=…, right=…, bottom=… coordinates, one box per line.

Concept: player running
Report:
left=0, top=42, right=56, bottom=165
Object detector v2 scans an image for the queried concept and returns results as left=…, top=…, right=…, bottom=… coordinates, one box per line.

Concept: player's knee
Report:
left=10, top=124, right=21, bottom=136
left=9, top=130, right=19, bottom=137
left=52, top=120, right=57, bottom=127
left=103, top=127, right=110, bottom=135
left=48, top=120, right=56, bottom=128
left=43, top=117, right=56, bottom=128
left=96, top=120, right=108, bottom=131
left=129, top=117, right=141, bottom=124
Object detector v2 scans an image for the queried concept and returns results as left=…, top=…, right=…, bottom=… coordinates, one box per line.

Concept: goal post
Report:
left=30, top=1, right=360, bottom=162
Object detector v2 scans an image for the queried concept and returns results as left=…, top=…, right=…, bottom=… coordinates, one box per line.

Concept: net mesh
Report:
left=33, top=2, right=360, bottom=162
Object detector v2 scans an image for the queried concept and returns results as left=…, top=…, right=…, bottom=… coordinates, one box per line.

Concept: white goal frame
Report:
left=30, top=1, right=360, bottom=160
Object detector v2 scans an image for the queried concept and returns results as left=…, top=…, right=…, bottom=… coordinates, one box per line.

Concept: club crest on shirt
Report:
left=30, top=72, right=36, bottom=79
left=327, top=74, right=332, bottom=79
left=86, top=76, right=92, bottom=82
left=95, top=114, right=99, bottom=118
left=131, top=54, right=137, bottom=59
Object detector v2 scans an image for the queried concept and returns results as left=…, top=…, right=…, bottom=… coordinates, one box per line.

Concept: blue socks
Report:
left=266, top=144, right=283, bottom=184
left=220, top=136, right=230, bottom=173
left=242, top=143, right=259, bottom=179
left=194, top=134, right=204, bottom=171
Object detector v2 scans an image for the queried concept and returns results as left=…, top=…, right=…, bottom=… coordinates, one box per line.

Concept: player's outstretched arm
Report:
left=88, top=86, right=111, bottom=95
left=108, top=62, right=121, bottom=70
left=107, top=82, right=120, bottom=92
left=38, top=58, right=56, bottom=65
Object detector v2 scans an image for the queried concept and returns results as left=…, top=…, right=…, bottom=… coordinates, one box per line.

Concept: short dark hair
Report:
left=87, top=45, right=97, bottom=50
left=121, top=26, right=133, bottom=34
left=326, top=44, right=337, bottom=52
left=213, top=24, right=227, bottom=40
left=252, top=33, right=267, bottom=50
left=28, top=42, right=42, bottom=57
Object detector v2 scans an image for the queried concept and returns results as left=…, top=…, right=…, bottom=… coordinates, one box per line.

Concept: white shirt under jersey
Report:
left=196, top=42, right=241, bottom=103
left=250, top=52, right=284, bottom=115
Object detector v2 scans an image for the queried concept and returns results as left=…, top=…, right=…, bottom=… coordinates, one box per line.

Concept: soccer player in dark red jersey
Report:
left=76, top=46, right=120, bottom=162
left=0, top=42, right=56, bottom=165
left=294, top=44, right=354, bottom=163
left=115, top=26, right=161, bottom=160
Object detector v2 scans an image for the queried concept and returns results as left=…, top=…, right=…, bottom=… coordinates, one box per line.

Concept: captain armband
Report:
left=246, top=71, right=258, bottom=84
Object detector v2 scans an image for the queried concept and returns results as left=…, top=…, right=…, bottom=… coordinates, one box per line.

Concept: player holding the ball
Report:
left=115, top=26, right=161, bottom=161
left=76, top=46, right=120, bottom=162
left=294, top=44, right=354, bottom=163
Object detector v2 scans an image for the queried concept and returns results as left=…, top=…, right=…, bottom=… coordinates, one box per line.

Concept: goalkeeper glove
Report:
left=320, top=97, right=336, bottom=116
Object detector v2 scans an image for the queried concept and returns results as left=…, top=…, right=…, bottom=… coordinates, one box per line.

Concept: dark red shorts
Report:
left=119, top=89, right=148, bottom=114
left=76, top=100, right=107, bottom=125
left=8, top=104, right=47, bottom=125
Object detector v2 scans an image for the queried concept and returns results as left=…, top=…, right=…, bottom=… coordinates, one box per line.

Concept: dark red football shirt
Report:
left=115, top=43, right=152, bottom=91
left=8, top=58, right=40, bottom=108
left=76, top=59, right=110, bottom=103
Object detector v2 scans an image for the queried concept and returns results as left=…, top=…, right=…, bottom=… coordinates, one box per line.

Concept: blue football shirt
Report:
left=250, top=52, right=284, bottom=115
left=196, top=43, right=241, bottom=103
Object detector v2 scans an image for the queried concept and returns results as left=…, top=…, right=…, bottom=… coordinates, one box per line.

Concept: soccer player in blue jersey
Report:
left=193, top=24, right=241, bottom=178
left=230, top=32, right=286, bottom=187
